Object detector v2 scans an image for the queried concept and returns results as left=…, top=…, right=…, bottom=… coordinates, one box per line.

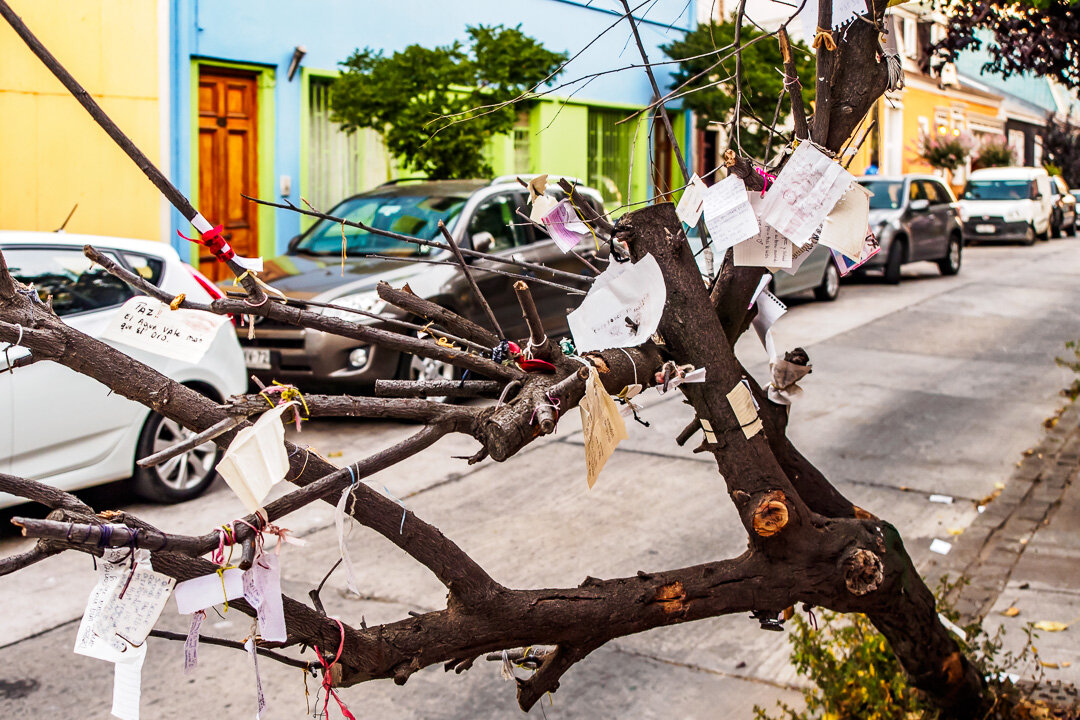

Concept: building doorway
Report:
left=197, top=69, right=259, bottom=280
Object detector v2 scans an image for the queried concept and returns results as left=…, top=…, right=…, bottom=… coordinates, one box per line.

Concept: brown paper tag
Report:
left=579, top=365, right=629, bottom=488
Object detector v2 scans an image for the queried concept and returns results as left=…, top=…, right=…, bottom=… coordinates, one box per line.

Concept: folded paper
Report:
left=217, top=402, right=296, bottom=513
left=174, top=568, right=245, bottom=614
left=820, top=182, right=872, bottom=260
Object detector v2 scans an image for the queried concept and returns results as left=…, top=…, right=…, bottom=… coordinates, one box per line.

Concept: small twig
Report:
left=136, top=416, right=242, bottom=468
left=374, top=379, right=504, bottom=399
left=437, top=221, right=504, bottom=340
left=513, top=282, right=548, bottom=353
left=148, top=630, right=314, bottom=671
left=778, top=28, right=809, bottom=141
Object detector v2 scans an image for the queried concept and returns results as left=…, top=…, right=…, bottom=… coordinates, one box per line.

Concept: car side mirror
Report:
left=471, top=231, right=494, bottom=254
left=909, top=198, right=930, bottom=212
left=286, top=235, right=301, bottom=253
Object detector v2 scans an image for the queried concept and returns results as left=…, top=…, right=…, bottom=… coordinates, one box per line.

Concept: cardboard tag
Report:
left=527, top=174, right=548, bottom=202
left=94, top=564, right=175, bottom=649
left=699, top=418, right=718, bottom=444
left=820, top=182, right=872, bottom=260
left=727, top=381, right=763, bottom=439
left=567, top=254, right=666, bottom=353
left=184, top=610, right=204, bottom=675
left=702, top=175, right=759, bottom=252
left=102, top=297, right=228, bottom=364
left=758, top=143, right=853, bottom=247
left=173, top=569, right=245, bottom=614
left=675, top=174, right=707, bottom=226
left=216, top=402, right=296, bottom=513
left=579, top=365, right=628, bottom=488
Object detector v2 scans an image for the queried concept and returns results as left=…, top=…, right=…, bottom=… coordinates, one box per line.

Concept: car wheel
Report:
left=883, top=238, right=904, bottom=284
left=937, top=233, right=962, bottom=276
left=1051, top=216, right=1061, bottom=239
left=1023, top=224, right=1036, bottom=246
left=813, top=261, right=841, bottom=301
left=130, top=414, right=220, bottom=503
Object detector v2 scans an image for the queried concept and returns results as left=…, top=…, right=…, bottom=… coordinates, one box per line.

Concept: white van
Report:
left=957, top=167, right=1054, bottom=245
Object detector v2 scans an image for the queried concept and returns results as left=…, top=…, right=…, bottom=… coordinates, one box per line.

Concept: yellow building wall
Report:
left=0, top=0, right=161, bottom=240
left=899, top=83, right=1000, bottom=178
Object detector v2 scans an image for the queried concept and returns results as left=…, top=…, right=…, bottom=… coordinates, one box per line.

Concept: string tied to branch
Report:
left=314, top=618, right=357, bottom=720
left=259, top=380, right=310, bottom=431
left=755, top=167, right=777, bottom=197
left=178, top=224, right=234, bottom=263
left=2, top=322, right=23, bottom=374
left=812, top=27, right=837, bottom=52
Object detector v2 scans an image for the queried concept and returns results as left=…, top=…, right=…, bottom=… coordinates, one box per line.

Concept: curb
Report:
left=924, top=400, right=1080, bottom=624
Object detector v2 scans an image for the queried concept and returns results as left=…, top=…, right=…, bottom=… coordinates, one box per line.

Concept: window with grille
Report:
left=307, top=78, right=386, bottom=212
left=587, top=107, right=632, bottom=206
left=513, top=111, right=531, bottom=174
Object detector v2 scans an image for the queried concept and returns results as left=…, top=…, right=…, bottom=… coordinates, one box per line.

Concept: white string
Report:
left=617, top=347, right=639, bottom=387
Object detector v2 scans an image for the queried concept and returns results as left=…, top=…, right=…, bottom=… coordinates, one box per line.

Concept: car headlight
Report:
left=322, top=292, right=385, bottom=320
left=957, top=206, right=970, bottom=222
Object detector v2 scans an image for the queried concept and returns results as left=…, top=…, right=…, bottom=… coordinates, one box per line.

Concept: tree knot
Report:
left=843, top=548, right=884, bottom=596
left=653, top=581, right=686, bottom=614
left=752, top=490, right=790, bottom=538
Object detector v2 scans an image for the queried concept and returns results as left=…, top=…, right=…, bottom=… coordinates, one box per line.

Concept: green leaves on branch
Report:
left=331, top=25, right=566, bottom=180
left=661, top=22, right=815, bottom=162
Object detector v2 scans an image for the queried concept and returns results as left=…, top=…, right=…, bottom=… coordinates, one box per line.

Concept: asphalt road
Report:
left=2, top=236, right=1079, bottom=719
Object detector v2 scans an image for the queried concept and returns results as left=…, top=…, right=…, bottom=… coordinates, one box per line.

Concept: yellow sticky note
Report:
left=579, top=365, right=628, bottom=488
left=726, top=381, right=763, bottom=439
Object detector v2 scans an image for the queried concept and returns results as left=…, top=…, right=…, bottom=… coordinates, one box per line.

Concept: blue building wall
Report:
left=169, top=0, right=697, bottom=258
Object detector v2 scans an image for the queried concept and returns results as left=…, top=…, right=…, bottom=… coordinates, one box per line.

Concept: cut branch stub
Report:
left=751, top=490, right=791, bottom=538
left=843, top=547, right=885, bottom=596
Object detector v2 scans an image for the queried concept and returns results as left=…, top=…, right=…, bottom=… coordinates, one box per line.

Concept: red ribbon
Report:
left=755, top=167, right=777, bottom=197
left=506, top=341, right=556, bottom=373
left=178, top=223, right=235, bottom=263
left=314, top=619, right=357, bottom=720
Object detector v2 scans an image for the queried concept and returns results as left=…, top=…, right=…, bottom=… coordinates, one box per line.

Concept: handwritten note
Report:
left=184, top=610, right=204, bottom=675
left=784, top=238, right=819, bottom=275
left=245, top=637, right=268, bottom=719
left=702, top=175, right=759, bottom=252
left=675, top=174, right=708, bottom=226
left=820, top=182, right=872, bottom=260
left=727, top=380, right=763, bottom=439
left=567, top=254, right=666, bottom=353
left=244, top=554, right=287, bottom=643
left=102, top=297, right=227, bottom=364
left=174, top=568, right=245, bottom=614
left=94, top=565, right=175, bottom=649
left=74, top=547, right=132, bottom=662
left=758, top=142, right=853, bottom=247
left=579, top=365, right=628, bottom=488
left=216, top=402, right=296, bottom=514
left=542, top=200, right=590, bottom=253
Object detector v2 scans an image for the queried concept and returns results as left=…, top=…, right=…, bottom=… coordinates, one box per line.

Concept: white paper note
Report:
left=102, top=297, right=228, bottom=364
left=929, top=538, right=953, bottom=555
left=184, top=610, right=204, bottom=675
left=529, top=194, right=558, bottom=223
left=727, top=381, right=763, bottom=439
left=216, top=402, right=296, bottom=514
left=244, top=554, right=287, bottom=643
left=245, top=637, right=268, bottom=719
left=759, top=142, right=854, bottom=248
left=928, top=494, right=954, bottom=504
left=94, top=565, right=175, bottom=648
left=111, top=641, right=146, bottom=720
left=702, top=175, right=760, bottom=252
left=799, top=0, right=871, bottom=41
left=820, top=182, right=872, bottom=260
left=75, top=548, right=132, bottom=663
left=675, top=174, right=708, bottom=226
left=579, top=365, right=629, bottom=488
left=567, top=254, right=666, bottom=353
left=173, top=569, right=245, bottom=614
left=752, top=290, right=788, bottom=361
left=784, top=238, right=819, bottom=275
left=735, top=221, right=794, bottom=268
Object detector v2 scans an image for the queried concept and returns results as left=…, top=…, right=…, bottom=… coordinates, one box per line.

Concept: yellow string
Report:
left=436, top=336, right=458, bottom=349
left=215, top=565, right=237, bottom=612
left=340, top=220, right=347, bottom=277
left=169, top=294, right=185, bottom=311
left=812, top=27, right=837, bottom=51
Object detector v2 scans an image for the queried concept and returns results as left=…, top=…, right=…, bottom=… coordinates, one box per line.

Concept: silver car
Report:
left=858, top=175, right=964, bottom=283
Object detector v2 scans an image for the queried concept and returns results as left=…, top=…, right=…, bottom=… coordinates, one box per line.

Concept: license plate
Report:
left=243, top=348, right=271, bottom=369
left=975, top=224, right=996, bottom=234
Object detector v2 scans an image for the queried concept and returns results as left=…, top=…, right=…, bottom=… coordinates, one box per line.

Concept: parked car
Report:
left=857, top=175, right=964, bottom=283
left=1049, top=175, right=1077, bottom=237
left=238, top=178, right=605, bottom=390
left=957, top=166, right=1053, bottom=245
left=0, top=232, right=246, bottom=508
left=686, top=230, right=841, bottom=302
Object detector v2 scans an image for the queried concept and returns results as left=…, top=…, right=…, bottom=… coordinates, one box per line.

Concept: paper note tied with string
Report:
left=217, top=401, right=297, bottom=513
left=567, top=253, right=666, bottom=353
left=675, top=174, right=708, bottom=226
left=820, top=182, right=872, bottom=260
left=542, top=200, right=591, bottom=253
left=580, top=365, right=628, bottom=488
left=75, top=547, right=144, bottom=662
left=702, top=175, right=759, bottom=253
left=102, top=297, right=228, bottom=364
left=244, top=553, right=287, bottom=643
left=736, top=193, right=793, bottom=268
left=727, top=380, right=763, bottom=440
left=174, top=569, right=245, bottom=614
left=758, top=142, right=854, bottom=248
left=94, top=562, right=175, bottom=650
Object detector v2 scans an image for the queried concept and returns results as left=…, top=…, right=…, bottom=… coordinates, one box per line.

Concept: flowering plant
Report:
left=974, top=134, right=1017, bottom=168
left=916, top=129, right=976, bottom=170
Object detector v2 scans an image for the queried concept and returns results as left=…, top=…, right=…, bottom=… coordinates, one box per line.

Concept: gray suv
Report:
left=858, top=175, right=964, bottom=283
left=236, top=178, right=605, bottom=390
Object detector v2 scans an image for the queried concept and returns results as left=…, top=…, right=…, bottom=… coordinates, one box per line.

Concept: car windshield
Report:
left=295, top=194, right=469, bottom=255
left=962, top=180, right=1032, bottom=201
left=859, top=180, right=903, bottom=210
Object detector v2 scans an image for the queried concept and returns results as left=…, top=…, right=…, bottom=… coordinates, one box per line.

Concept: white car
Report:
left=958, top=167, right=1054, bottom=245
left=0, top=231, right=247, bottom=507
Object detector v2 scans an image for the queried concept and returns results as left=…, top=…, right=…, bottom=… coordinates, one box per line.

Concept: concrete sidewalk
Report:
left=926, top=399, right=1080, bottom=689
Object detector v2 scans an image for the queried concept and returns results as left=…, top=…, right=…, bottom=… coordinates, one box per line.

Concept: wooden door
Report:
left=197, top=70, right=259, bottom=280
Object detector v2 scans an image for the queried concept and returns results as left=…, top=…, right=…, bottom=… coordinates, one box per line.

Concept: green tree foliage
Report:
left=1043, top=113, right=1080, bottom=188
left=661, top=22, right=815, bottom=161
left=331, top=25, right=566, bottom=180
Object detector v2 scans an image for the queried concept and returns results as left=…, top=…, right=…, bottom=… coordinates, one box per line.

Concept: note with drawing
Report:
left=758, top=142, right=854, bottom=248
